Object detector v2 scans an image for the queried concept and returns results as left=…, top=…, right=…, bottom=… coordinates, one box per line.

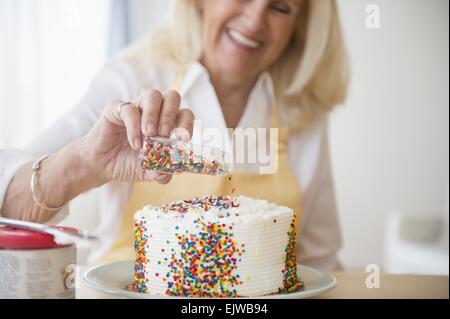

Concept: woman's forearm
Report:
left=1, top=140, right=106, bottom=223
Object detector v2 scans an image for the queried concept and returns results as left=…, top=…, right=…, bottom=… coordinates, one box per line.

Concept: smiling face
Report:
left=200, top=0, right=301, bottom=82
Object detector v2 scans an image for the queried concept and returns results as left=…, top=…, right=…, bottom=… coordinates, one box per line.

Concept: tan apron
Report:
left=99, top=73, right=303, bottom=265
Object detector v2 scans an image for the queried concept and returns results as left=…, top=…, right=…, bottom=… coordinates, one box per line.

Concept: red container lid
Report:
left=0, top=226, right=78, bottom=250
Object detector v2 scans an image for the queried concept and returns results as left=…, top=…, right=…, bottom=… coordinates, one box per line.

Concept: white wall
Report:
left=332, top=0, right=449, bottom=270
left=0, top=0, right=110, bottom=148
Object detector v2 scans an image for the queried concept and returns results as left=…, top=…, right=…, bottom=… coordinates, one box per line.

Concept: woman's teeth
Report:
left=228, top=29, right=261, bottom=49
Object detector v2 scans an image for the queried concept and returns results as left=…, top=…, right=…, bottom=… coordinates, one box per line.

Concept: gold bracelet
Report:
left=30, top=154, right=64, bottom=212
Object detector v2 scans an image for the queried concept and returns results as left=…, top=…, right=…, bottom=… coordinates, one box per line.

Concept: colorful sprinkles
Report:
left=129, top=219, right=150, bottom=293
left=160, top=195, right=239, bottom=215
left=278, top=212, right=304, bottom=293
left=140, top=137, right=229, bottom=175
left=165, top=219, right=244, bottom=297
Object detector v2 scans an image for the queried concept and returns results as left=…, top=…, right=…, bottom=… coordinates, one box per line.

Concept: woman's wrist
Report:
left=37, top=140, right=107, bottom=208
left=1, top=140, right=107, bottom=222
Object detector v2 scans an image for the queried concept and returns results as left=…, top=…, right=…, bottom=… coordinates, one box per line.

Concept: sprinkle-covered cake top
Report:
left=160, top=195, right=239, bottom=214
left=136, top=195, right=293, bottom=222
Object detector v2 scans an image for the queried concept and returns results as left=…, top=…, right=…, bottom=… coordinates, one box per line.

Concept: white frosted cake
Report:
left=131, top=195, right=303, bottom=297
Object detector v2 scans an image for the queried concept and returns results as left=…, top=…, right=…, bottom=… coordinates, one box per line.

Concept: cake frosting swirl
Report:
left=131, top=195, right=303, bottom=297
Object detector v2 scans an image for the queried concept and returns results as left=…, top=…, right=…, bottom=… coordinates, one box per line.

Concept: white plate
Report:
left=82, top=260, right=336, bottom=299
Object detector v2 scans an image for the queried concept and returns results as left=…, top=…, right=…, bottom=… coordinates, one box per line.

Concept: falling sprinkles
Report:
left=228, top=176, right=236, bottom=196
left=165, top=219, right=244, bottom=297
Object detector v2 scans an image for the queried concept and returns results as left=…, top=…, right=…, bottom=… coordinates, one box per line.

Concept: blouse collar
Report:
left=178, top=61, right=276, bottom=113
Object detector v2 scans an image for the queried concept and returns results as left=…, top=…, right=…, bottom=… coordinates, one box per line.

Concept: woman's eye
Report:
left=270, top=2, right=291, bottom=14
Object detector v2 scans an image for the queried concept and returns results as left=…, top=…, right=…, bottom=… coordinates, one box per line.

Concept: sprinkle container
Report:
left=0, top=226, right=77, bottom=299
left=140, top=136, right=229, bottom=175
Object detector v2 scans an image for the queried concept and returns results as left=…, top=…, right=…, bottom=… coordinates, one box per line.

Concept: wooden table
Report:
left=315, top=272, right=448, bottom=299
left=77, top=272, right=449, bottom=299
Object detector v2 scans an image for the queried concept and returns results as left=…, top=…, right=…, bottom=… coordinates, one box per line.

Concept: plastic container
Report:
left=0, top=226, right=77, bottom=299
left=140, top=136, right=229, bottom=176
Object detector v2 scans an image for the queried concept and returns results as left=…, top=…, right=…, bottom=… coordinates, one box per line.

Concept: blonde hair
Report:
left=119, top=0, right=349, bottom=129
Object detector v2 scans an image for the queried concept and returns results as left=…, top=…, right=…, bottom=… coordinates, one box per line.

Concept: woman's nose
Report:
left=242, top=0, right=268, bottom=32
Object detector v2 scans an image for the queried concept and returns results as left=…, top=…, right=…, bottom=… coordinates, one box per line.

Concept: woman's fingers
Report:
left=172, top=108, right=195, bottom=141
left=145, top=171, right=172, bottom=184
left=119, top=103, right=143, bottom=151
left=104, top=91, right=194, bottom=149
left=138, top=89, right=183, bottom=138
left=139, top=90, right=163, bottom=137
left=158, top=90, right=181, bottom=137
left=104, top=101, right=142, bottom=150
left=154, top=172, right=172, bottom=185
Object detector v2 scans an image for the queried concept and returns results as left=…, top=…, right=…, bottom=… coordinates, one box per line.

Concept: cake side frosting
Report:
left=131, top=195, right=303, bottom=297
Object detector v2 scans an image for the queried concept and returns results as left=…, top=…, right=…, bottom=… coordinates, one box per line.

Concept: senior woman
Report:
left=0, top=0, right=348, bottom=270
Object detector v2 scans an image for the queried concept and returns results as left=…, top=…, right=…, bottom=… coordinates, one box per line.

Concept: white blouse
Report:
left=0, top=58, right=342, bottom=270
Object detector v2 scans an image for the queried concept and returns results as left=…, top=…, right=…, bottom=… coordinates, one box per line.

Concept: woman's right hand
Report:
left=78, top=89, right=194, bottom=185
left=1, top=89, right=194, bottom=223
